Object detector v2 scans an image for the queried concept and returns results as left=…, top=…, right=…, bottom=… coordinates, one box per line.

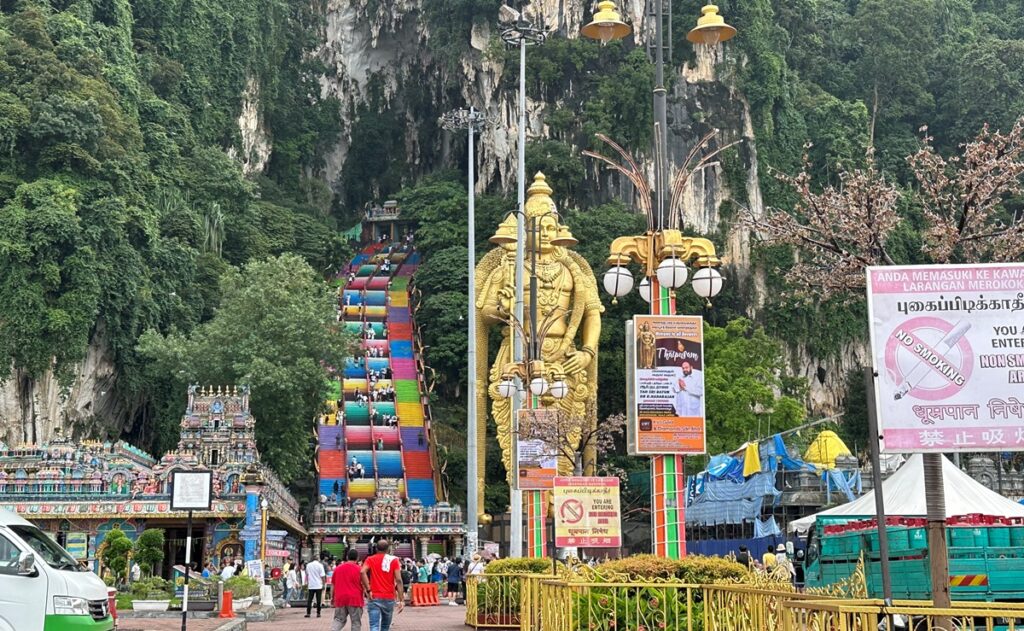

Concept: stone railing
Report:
left=313, top=504, right=463, bottom=526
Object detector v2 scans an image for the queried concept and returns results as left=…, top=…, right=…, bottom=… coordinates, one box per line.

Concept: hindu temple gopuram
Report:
left=0, top=385, right=303, bottom=576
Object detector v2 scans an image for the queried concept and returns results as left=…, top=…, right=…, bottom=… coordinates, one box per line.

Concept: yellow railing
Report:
left=472, top=574, right=1024, bottom=631
left=539, top=580, right=702, bottom=631
left=701, top=583, right=822, bottom=631
left=466, top=573, right=553, bottom=630
left=784, top=598, right=1024, bottom=631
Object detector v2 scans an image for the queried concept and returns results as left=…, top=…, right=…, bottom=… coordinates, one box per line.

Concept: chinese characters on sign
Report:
left=629, top=315, right=706, bottom=455
left=516, top=409, right=560, bottom=490
left=553, top=476, right=621, bottom=548
left=866, top=263, right=1024, bottom=452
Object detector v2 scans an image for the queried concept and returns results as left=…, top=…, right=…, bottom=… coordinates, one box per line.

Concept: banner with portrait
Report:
left=628, top=315, right=706, bottom=455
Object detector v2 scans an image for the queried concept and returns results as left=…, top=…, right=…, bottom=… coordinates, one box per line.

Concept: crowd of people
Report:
left=273, top=540, right=486, bottom=631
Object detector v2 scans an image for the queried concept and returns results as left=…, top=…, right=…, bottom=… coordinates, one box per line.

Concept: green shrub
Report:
left=133, top=529, right=165, bottom=577
left=100, top=529, right=133, bottom=584
left=129, top=577, right=173, bottom=600
left=484, top=558, right=552, bottom=575
left=596, top=554, right=748, bottom=583
left=572, top=587, right=704, bottom=631
left=224, top=576, right=261, bottom=599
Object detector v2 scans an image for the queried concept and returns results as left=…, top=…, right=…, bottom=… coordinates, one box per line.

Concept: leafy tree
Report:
left=133, top=529, right=165, bottom=577
left=100, top=529, right=133, bottom=584
left=138, top=254, right=353, bottom=482
left=703, top=318, right=806, bottom=455
left=747, top=118, right=1024, bottom=296
left=0, top=179, right=100, bottom=382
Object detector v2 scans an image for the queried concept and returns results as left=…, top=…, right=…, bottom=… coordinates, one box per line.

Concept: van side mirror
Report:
left=18, top=552, right=35, bottom=576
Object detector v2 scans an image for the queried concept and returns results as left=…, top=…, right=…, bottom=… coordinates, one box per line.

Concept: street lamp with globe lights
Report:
left=582, top=0, right=737, bottom=560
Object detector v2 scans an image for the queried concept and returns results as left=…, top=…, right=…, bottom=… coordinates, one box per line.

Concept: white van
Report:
left=0, top=509, right=113, bottom=630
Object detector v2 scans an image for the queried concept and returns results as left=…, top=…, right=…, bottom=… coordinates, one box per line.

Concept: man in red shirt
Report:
left=361, top=539, right=404, bottom=631
left=331, top=549, right=365, bottom=631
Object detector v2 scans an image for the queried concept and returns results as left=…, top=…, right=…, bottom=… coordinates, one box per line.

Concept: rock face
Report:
left=310, top=0, right=848, bottom=412
left=0, top=329, right=124, bottom=446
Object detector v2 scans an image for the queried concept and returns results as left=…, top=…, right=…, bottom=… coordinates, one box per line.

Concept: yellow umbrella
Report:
left=742, top=441, right=761, bottom=477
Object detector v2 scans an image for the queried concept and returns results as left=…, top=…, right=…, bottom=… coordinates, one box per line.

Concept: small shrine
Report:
left=0, top=385, right=304, bottom=576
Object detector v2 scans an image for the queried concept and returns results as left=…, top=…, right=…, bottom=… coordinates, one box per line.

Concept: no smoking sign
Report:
left=559, top=498, right=584, bottom=524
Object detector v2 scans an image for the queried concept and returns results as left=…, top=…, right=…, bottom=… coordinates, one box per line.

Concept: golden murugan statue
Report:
left=473, top=173, right=603, bottom=509
left=638, top=321, right=657, bottom=369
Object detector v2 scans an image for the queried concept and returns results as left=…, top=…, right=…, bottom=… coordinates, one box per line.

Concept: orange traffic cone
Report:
left=219, top=589, right=235, bottom=618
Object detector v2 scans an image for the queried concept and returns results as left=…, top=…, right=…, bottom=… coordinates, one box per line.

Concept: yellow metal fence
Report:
left=467, top=575, right=1024, bottom=631
left=540, top=580, right=700, bottom=631
left=466, top=573, right=551, bottom=630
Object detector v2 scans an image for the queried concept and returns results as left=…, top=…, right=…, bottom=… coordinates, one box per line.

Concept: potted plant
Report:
left=225, top=576, right=261, bottom=610
left=130, top=577, right=174, bottom=611
left=178, top=575, right=217, bottom=612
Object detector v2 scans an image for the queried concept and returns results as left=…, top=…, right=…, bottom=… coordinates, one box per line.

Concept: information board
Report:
left=867, top=263, right=1024, bottom=452
left=65, top=532, right=87, bottom=560
left=553, top=476, right=621, bottom=548
left=171, top=470, right=213, bottom=511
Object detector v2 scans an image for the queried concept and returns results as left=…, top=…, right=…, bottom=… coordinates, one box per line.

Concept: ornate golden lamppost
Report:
left=581, top=2, right=738, bottom=559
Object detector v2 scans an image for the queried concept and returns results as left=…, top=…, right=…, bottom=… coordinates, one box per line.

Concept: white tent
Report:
left=789, top=454, right=1024, bottom=534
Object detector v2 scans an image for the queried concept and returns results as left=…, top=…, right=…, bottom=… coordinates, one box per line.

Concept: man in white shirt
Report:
left=671, top=361, right=704, bottom=417
left=305, top=556, right=326, bottom=618
left=220, top=560, right=236, bottom=581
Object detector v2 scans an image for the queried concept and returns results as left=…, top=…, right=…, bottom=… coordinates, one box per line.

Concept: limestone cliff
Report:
left=307, top=0, right=849, bottom=413
left=0, top=328, right=125, bottom=446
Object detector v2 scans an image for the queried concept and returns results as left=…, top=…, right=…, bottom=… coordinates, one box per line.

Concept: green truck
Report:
left=804, top=515, right=1024, bottom=601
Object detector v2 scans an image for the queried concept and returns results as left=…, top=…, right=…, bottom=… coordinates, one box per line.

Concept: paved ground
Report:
left=118, top=616, right=230, bottom=631
left=117, top=603, right=468, bottom=631
left=249, top=602, right=467, bottom=631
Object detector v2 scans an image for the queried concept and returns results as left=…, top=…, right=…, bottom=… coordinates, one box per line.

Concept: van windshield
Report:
left=9, top=525, right=83, bottom=572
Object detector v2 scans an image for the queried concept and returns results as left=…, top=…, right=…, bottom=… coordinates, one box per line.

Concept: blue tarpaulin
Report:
left=685, top=472, right=781, bottom=526
left=707, top=454, right=743, bottom=481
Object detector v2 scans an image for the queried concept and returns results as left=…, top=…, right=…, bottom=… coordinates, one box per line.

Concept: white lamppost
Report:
left=440, top=106, right=492, bottom=557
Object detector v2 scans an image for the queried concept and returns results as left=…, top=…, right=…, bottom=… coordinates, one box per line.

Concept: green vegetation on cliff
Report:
left=0, top=0, right=347, bottom=476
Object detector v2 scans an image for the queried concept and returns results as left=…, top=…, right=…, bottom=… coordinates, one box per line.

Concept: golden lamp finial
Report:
left=686, top=4, right=736, bottom=46
left=582, top=0, right=632, bottom=45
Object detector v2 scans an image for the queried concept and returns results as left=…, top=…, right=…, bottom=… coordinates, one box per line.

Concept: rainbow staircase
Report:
left=317, top=242, right=437, bottom=506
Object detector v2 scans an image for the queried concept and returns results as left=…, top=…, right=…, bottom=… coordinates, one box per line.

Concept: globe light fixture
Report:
left=686, top=4, right=736, bottom=46
left=498, top=378, right=517, bottom=399
left=549, top=380, right=569, bottom=399
left=603, top=266, right=634, bottom=299
left=656, top=257, right=689, bottom=289
left=692, top=266, right=724, bottom=299
left=581, top=0, right=632, bottom=45
left=529, top=376, right=549, bottom=397
left=638, top=277, right=651, bottom=303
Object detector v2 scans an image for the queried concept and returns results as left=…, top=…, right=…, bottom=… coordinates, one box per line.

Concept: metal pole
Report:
left=653, top=0, right=668, bottom=230
left=509, top=35, right=527, bottom=559
left=467, top=106, right=479, bottom=557
left=864, top=368, right=893, bottom=606
left=181, top=510, right=192, bottom=631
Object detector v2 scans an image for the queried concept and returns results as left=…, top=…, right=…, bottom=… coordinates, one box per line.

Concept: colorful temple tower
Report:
left=0, top=385, right=304, bottom=575
left=310, top=203, right=465, bottom=560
